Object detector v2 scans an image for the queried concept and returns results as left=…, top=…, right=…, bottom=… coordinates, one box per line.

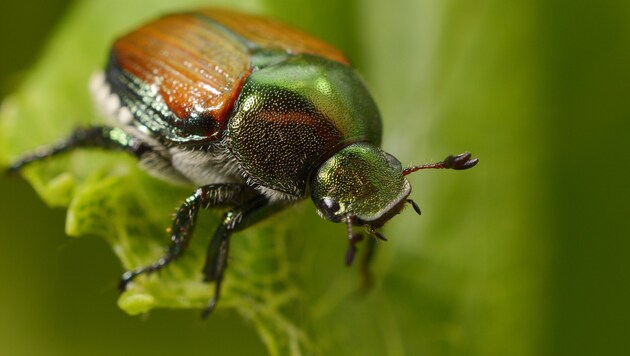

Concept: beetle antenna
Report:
left=407, top=199, right=422, bottom=215
left=403, top=152, right=478, bottom=176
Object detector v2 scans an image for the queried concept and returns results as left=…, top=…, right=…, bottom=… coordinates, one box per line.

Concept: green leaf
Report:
left=0, top=0, right=548, bottom=355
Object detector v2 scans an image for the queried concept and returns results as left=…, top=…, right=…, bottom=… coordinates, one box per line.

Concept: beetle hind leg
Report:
left=7, top=125, right=152, bottom=173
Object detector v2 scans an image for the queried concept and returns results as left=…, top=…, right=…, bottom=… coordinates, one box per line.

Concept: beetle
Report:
left=8, top=9, right=478, bottom=317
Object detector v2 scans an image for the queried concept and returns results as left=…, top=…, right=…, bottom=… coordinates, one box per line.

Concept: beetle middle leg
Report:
left=7, top=125, right=193, bottom=184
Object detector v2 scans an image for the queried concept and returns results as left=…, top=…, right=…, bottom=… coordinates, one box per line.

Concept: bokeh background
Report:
left=1, top=0, right=628, bottom=355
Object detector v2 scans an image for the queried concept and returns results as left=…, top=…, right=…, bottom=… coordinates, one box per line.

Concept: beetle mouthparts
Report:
left=368, top=227, right=387, bottom=241
left=407, top=199, right=422, bottom=215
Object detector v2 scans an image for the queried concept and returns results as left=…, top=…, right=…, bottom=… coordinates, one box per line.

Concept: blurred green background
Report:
left=1, top=0, right=629, bottom=355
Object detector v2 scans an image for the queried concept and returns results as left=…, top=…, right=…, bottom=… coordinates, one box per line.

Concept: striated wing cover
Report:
left=106, top=9, right=349, bottom=144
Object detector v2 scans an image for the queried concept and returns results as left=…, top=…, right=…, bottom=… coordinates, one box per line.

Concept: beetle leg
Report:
left=118, top=184, right=258, bottom=291
left=356, top=228, right=386, bottom=290
left=344, top=215, right=364, bottom=266
left=359, top=237, right=377, bottom=291
left=345, top=220, right=378, bottom=290
left=7, top=126, right=152, bottom=173
left=200, top=195, right=288, bottom=318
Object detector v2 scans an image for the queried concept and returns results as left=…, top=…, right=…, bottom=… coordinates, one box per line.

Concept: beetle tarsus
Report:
left=198, top=196, right=273, bottom=315
left=345, top=233, right=365, bottom=266
left=359, top=238, right=377, bottom=291
left=117, top=188, right=208, bottom=292
left=117, top=184, right=257, bottom=302
left=7, top=162, right=25, bottom=175
left=118, top=256, right=174, bottom=292
left=200, top=239, right=233, bottom=319
left=200, top=243, right=229, bottom=319
left=345, top=242, right=357, bottom=267
left=345, top=216, right=365, bottom=266
left=201, top=296, right=218, bottom=319
left=119, top=270, right=140, bottom=291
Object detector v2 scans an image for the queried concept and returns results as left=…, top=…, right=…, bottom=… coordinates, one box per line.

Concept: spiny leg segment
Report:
left=118, top=186, right=284, bottom=318
left=200, top=195, right=274, bottom=318
left=7, top=126, right=152, bottom=173
left=344, top=216, right=383, bottom=291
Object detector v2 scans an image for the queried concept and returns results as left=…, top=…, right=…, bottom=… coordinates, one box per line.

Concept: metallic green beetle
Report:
left=9, top=9, right=478, bottom=317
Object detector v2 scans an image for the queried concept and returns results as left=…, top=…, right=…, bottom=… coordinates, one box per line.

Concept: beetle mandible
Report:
left=8, top=9, right=478, bottom=317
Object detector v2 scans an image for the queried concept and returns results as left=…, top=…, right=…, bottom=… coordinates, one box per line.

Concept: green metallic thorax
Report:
left=226, top=53, right=382, bottom=197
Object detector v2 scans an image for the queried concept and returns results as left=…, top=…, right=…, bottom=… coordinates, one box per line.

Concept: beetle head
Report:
left=311, top=140, right=479, bottom=267
left=310, top=142, right=411, bottom=231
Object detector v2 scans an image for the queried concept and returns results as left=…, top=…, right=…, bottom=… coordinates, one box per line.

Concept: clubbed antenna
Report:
left=403, top=152, right=479, bottom=176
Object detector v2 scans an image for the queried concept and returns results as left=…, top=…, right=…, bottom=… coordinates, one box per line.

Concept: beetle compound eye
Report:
left=318, top=197, right=342, bottom=222
left=322, top=197, right=340, bottom=213
left=384, top=153, right=402, bottom=171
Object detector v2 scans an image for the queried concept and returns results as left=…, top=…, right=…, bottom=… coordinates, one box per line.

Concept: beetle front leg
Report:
left=118, top=184, right=258, bottom=291
left=200, top=196, right=286, bottom=318
left=7, top=126, right=152, bottom=173
left=359, top=237, right=377, bottom=291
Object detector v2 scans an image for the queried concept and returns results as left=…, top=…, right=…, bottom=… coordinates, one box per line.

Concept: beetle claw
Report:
left=345, top=243, right=357, bottom=266
left=118, top=271, right=136, bottom=292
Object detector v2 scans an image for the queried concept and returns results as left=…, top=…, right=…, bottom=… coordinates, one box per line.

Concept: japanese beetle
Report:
left=8, top=9, right=478, bottom=317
